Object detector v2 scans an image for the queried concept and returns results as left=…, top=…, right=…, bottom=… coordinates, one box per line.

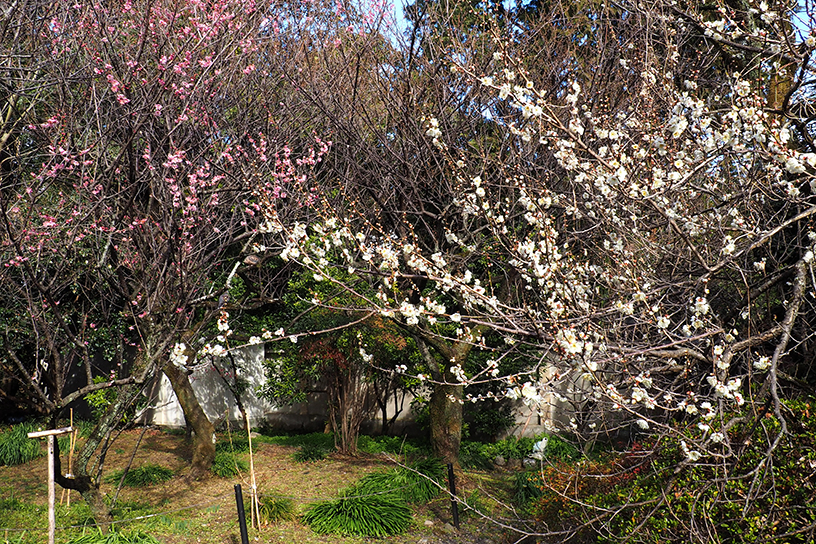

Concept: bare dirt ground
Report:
left=0, top=428, right=516, bottom=544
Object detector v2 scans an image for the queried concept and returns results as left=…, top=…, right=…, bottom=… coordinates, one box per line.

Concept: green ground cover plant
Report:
left=211, top=452, right=248, bottom=477
left=257, top=495, right=296, bottom=524
left=257, top=432, right=335, bottom=450
left=64, top=529, right=161, bottom=544
left=356, top=435, right=427, bottom=457
left=301, top=494, right=412, bottom=537
left=215, top=437, right=253, bottom=454
left=347, top=459, right=444, bottom=504
left=0, top=423, right=42, bottom=467
left=105, top=464, right=174, bottom=487
left=292, top=444, right=327, bottom=463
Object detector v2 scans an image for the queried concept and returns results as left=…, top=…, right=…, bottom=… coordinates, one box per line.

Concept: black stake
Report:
left=235, top=483, right=249, bottom=544
left=447, top=462, right=460, bottom=529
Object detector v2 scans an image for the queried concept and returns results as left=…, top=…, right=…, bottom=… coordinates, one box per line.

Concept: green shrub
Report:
left=257, top=495, right=295, bottom=524
left=460, top=434, right=580, bottom=469
left=85, top=377, right=119, bottom=421
left=105, top=463, right=174, bottom=487
left=0, top=423, right=42, bottom=466
left=545, top=435, right=581, bottom=462
left=211, top=452, right=248, bottom=477
left=521, top=399, right=816, bottom=542
left=466, top=402, right=515, bottom=442
left=349, top=458, right=444, bottom=504
left=64, top=529, right=161, bottom=544
left=57, top=420, right=94, bottom=454
left=302, top=494, right=411, bottom=537
left=293, top=444, right=327, bottom=463
left=458, top=441, right=494, bottom=470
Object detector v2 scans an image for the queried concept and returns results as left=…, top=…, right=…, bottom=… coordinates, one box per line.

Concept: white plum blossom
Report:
left=693, top=297, right=710, bottom=315
left=681, top=441, right=702, bottom=462
left=170, top=343, right=188, bottom=367
left=753, top=356, right=771, bottom=371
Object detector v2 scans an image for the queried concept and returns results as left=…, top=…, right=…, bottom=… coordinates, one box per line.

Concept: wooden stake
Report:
left=28, top=426, right=73, bottom=544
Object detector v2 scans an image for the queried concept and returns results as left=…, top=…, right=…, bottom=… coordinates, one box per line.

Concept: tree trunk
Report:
left=54, top=379, right=150, bottom=532
left=429, top=381, right=463, bottom=465
left=163, top=362, right=215, bottom=480
left=55, top=451, right=113, bottom=530
left=413, top=334, right=476, bottom=465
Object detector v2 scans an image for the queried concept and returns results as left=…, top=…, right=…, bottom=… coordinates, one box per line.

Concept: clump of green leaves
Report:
left=302, top=495, right=411, bottom=537
left=85, top=376, right=118, bottom=421
left=211, top=452, right=248, bottom=477
left=105, top=464, right=174, bottom=487
left=257, top=495, right=295, bottom=524
left=293, top=443, right=327, bottom=463
left=65, top=529, right=161, bottom=544
left=349, top=459, right=444, bottom=504
left=0, top=423, right=42, bottom=466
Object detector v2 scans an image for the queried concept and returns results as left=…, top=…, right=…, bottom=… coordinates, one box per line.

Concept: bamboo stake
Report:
left=245, top=412, right=260, bottom=530
left=61, top=410, right=76, bottom=506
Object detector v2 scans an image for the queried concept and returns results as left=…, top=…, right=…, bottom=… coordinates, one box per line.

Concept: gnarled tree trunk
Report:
left=163, top=361, right=215, bottom=480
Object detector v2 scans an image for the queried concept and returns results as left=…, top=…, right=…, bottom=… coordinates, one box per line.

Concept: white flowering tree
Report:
left=251, top=0, right=816, bottom=537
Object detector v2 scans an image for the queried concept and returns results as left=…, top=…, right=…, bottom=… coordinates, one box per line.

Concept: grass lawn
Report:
left=0, top=427, right=511, bottom=544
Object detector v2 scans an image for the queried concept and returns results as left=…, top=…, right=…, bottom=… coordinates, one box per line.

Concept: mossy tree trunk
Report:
left=415, top=333, right=480, bottom=465
left=429, top=380, right=464, bottom=465
left=163, top=361, right=215, bottom=481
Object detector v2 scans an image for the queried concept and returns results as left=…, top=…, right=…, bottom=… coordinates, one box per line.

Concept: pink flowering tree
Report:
left=0, top=0, right=331, bottom=522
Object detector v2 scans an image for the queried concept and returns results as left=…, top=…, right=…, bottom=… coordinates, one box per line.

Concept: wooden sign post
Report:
left=27, top=426, right=73, bottom=544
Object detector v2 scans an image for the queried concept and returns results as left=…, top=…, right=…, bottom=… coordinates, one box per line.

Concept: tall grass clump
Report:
left=356, top=435, right=424, bottom=456
left=211, top=452, right=248, bottom=477
left=349, top=459, right=444, bottom=504
left=293, top=443, right=327, bottom=462
left=215, top=437, right=252, bottom=453
left=257, top=495, right=295, bottom=524
left=261, top=432, right=334, bottom=450
left=105, top=463, right=174, bottom=487
left=302, top=494, right=411, bottom=537
left=0, top=423, right=42, bottom=466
